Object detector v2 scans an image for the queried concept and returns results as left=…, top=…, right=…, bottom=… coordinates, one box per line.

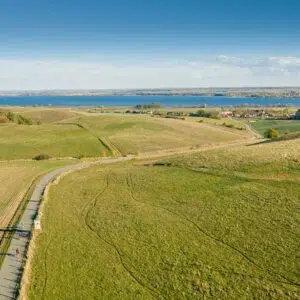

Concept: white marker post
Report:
left=34, top=218, right=41, bottom=231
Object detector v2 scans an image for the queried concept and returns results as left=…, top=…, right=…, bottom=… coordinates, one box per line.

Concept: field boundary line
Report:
left=232, top=118, right=263, bottom=139
left=57, top=121, right=123, bottom=156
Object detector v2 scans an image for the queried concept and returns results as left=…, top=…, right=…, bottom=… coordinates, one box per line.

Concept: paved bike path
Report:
left=0, top=158, right=130, bottom=299
left=0, top=138, right=259, bottom=299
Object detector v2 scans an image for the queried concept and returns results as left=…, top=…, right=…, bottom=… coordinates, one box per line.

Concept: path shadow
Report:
left=0, top=227, right=30, bottom=235
left=0, top=227, right=17, bottom=234
left=0, top=253, right=13, bottom=257
left=28, top=200, right=39, bottom=203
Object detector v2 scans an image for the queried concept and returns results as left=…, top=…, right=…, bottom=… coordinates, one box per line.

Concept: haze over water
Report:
left=0, top=96, right=300, bottom=107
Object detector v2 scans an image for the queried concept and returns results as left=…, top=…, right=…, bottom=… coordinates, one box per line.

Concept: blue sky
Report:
left=0, top=0, right=300, bottom=89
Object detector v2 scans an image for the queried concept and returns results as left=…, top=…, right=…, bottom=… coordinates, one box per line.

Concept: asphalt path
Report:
left=0, top=157, right=131, bottom=299
left=0, top=137, right=259, bottom=299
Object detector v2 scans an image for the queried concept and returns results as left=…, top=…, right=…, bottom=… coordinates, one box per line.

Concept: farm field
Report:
left=0, top=160, right=75, bottom=249
left=66, top=114, right=250, bottom=155
left=250, top=119, right=300, bottom=135
left=21, top=108, right=77, bottom=124
left=185, top=116, right=246, bottom=129
left=0, top=108, right=251, bottom=160
left=0, top=107, right=77, bottom=124
left=0, top=124, right=108, bottom=160
left=27, top=138, right=300, bottom=299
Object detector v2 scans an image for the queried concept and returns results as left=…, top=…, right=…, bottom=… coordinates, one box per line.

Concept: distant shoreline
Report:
left=1, top=87, right=300, bottom=98
left=1, top=94, right=300, bottom=98
left=1, top=95, right=300, bottom=108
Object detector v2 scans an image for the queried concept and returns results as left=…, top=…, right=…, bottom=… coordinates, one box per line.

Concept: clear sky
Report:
left=1, top=0, right=300, bottom=89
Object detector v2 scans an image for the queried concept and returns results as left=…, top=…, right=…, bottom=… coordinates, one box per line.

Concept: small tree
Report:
left=264, top=128, right=279, bottom=139
left=295, top=109, right=300, bottom=120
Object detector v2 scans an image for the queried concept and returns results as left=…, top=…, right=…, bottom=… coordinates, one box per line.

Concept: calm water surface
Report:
left=0, top=95, right=300, bottom=107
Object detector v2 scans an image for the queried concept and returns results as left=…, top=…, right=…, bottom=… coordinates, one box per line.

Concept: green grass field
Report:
left=0, top=109, right=251, bottom=160
left=0, top=124, right=108, bottom=160
left=250, top=119, right=300, bottom=136
left=27, top=138, right=300, bottom=299
left=65, top=114, right=250, bottom=155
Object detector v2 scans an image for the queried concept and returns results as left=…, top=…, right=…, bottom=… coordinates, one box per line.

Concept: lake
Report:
left=0, top=95, right=300, bottom=107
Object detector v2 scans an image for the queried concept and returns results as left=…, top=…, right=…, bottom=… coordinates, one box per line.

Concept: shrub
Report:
left=17, top=115, right=33, bottom=125
left=6, top=111, right=15, bottom=121
left=264, top=128, right=280, bottom=139
left=223, top=123, right=234, bottom=128
left=190, top=110, right=212, bottom=118
left=295, top=109, right=300, bottom=120
left=33, top=153, right=51, bottom=160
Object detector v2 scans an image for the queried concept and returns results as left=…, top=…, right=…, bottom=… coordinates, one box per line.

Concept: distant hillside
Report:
left=1, top=87, right=300, bottom=98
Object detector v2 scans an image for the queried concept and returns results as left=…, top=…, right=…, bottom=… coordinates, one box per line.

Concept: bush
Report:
left=295, top=109, right=300, bottom=120
left=264, top=128, right=280, bottom=139
left=33, top=153, right=51, bottom=160
left=17, top=115, right=33, bottom=125
left=6, top=111, right=15, bottom=121
left=190, top=110, right=212, bottom=118
left=223, top=123, right=234, bottom=128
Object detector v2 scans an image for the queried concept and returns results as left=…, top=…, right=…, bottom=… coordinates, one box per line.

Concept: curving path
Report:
left=0, top=157, right=131, bottom=300
left=0, top=137, right=259, bottom=299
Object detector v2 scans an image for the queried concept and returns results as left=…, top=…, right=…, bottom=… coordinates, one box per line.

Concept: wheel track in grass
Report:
left=41, top=173, right=111, bottom=299
left=126, top=171, right=300, bottom=288
left=82, top=171, right=164, bottom=299
left=2, top=137, right=275, bottom=298
left=58, top=122, right=122, bottom=157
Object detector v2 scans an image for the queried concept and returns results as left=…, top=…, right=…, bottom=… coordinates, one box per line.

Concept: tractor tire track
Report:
left=126, top=172, right=300, bottom=288
left=83, top=172, right=163, bottom=299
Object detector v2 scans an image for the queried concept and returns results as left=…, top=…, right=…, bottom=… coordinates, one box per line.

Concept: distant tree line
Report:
left=134, top=103, right=162, bottom=109
left=189, top=109, right=219, bottom=119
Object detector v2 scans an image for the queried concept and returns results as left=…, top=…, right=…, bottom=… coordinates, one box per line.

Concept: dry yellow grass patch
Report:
left=0, top=160, right=75, bottom=232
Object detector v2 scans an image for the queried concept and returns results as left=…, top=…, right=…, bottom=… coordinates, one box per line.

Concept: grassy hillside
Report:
left=67, top=114, right=250, bottom=155
left=21, top=108, right=77, bottom=124
left=0, top=110, right=251, bottom=160
left=28, top=138, right=300, bottom=299
left=0, top=107, right=77, bottom=124
left=251, top=119, right=300, bottom=135
left=0, top=124, right=108, bottom=159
